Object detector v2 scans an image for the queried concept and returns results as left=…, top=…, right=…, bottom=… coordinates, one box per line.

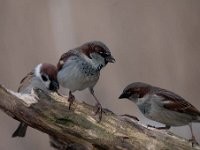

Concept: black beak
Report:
left=105, top=55, right=115, bottom=63
left=49, top=81, right=59, bottom=92
left=119, top=92, right=128, bottom=99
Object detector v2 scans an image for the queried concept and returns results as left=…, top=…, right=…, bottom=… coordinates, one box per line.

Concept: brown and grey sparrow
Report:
left=57, top=41, right=115, bottom=120
left=119, top=82, right=200, bottom=145
left=12, top=63, right=59, bottom=137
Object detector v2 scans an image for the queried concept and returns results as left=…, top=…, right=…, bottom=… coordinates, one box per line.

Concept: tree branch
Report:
left=0, top=84, right=199, bottom=150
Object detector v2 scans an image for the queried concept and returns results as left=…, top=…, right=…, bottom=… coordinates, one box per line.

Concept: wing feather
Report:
left=17, top=71, right=34, bottom=92
left=57, top=50, right=78, bottom=71
left=154, top=87, right=200, bottom=116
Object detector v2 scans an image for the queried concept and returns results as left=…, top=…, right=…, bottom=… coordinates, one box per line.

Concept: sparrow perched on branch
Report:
left=57, top=41, right=115, bottom=120
left=119, top=82, right=200, bottom=145
left=12, top=63, right=59, bottom=137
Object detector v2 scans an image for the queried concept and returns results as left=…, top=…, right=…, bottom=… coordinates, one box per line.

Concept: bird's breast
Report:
left=57, top=59, right=99, bottom=92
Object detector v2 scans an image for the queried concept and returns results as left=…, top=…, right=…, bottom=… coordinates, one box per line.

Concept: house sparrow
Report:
left=12, top=63, right=59, bottom=137
left=57, top=41, right=115, bottom=120
left=119, top=82, right=200, bottom=145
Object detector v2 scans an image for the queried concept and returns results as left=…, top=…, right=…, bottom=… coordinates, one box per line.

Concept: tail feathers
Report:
left=12, top=122, right=28, bottom=138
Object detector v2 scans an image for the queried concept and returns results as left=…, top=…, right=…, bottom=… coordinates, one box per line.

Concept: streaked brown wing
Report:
left=155, top=87, right=200, bottom=116
left=17, top=71, right=34, bottom=92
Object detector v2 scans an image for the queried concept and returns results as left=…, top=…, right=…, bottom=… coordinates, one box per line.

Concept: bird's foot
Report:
left=68, top=94, right=75, bottom=110
left=147, top=124, right=156, bottom=129
left=147, top=124, right=170, bottom=130
left=120, top=114, right=139, bottom=122
left=94, top=103, right=103, bottom=121
left=119, top=114, right=139, bottom=126
left=189, top=136, right=199, bottom=147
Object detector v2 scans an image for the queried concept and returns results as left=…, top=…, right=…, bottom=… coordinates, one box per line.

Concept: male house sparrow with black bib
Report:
left=119, top=82, right=200, bottom=145
left=12, top=63, right=59, bottom=137
left=57, top=41, right=115, bottom=120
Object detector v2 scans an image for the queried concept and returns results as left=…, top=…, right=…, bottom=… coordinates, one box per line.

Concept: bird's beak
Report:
left=49, top=80, right=59, bottom=92
left=119, top=92, right=127, bottom=99
left=105, top=55, right=115, bottom=63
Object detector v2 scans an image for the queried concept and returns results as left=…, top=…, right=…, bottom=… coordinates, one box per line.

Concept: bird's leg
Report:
left=189, top=123, right=199, bottom=146
left=89, top=88, right=102, bottom=121
left=68, top=91, right=75, bottom=110
left=147, top=124, right=170, bottom=130
left=120, top=114, right=139, bottom=121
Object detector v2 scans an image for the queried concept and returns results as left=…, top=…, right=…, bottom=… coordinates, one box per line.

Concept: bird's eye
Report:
left=98, top=51, right=110, bottom=58
left=41, top=74, right=48, bottom=82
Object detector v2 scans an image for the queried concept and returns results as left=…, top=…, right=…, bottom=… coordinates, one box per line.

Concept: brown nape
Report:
left=57, top=50, right=75, bottom=71
left=40, top=63, right=58, bottom=81
left=81, top=43, right=94, bottom=59
left=129, top=86, right=150, bottom=98
left=81, top=41, right=110, bottom=59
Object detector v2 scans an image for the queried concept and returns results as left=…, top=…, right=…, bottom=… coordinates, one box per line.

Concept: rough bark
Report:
left=0, top=84, right=199, bottom=150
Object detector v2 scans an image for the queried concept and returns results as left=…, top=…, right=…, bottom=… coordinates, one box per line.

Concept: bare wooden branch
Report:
left=0, top=84, right=199, bottom=150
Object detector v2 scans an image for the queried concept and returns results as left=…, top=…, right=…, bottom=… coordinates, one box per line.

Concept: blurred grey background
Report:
left=0, top=0, right=200, bottom=149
